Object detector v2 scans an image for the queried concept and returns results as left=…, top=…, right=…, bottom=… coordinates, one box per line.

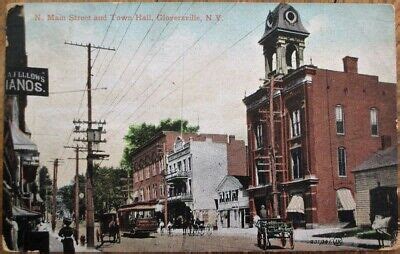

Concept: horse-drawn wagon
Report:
left=96, top=212, right=121, bottom=245
left=255, top=218, right=294, bottom=249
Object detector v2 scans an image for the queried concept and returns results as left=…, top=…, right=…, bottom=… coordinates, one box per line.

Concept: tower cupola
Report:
left=260, top=3, right=309, bottom=77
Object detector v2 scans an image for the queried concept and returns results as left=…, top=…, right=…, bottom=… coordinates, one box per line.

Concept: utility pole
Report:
left=65, top=41, right=114, bottom=247
left=268, top=77, right=279, bottom=218
left=49, top=158, right=62, bottom=231
left=65, top=145, right=87, bottom=243
left=261, top=74, right=283, bottom=218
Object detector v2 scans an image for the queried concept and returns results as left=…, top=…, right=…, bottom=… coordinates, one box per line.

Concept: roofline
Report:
left=352, top=163, right=397, bottom=173
left=259, top=28, right=309, bottom=44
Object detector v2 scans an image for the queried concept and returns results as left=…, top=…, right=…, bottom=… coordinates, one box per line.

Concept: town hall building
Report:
left=243, top=3, right=396, bottom=228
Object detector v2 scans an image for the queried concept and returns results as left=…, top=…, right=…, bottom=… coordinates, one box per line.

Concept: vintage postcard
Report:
left=2, top=1, right=399, bottom=252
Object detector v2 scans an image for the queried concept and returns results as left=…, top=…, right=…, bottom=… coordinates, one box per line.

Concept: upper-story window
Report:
left=255, top=124, right=263, bottom=149
left=134, top=172, right=138, bottom=183
left=145, top=167, right=150, bottom=179
left=335, top=105, right=345, bottom=134
left=183, top=160, right=187, bottom=171
left=153, top=184, right=157, bottom=198
left=290, top=109, right=301, bottom=137
left=139, top=188, right=144, bottom=201
left=256, top=160, right=267, bottom=186
left=291, top=147, right=303, bottom=179
left=370, top=108, right=378, bottom=136
left=338, top=147, right=347, bottom=176
left=178, top=161, right=182, bottom=171
left=139, top=170, right=143, bottom=181
left=188, top=157, right=192, bottom=171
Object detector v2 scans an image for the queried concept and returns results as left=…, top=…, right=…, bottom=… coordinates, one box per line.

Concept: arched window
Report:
left=370, top=107, right=378, bottom=136
left=271, top=53, right=277, bottom=72
left=338, top=147, right=347, bottom=176
left=286, top=44, right=297, bottom=69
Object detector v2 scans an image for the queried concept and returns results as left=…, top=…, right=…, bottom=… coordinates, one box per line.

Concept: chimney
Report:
left=343, top=56, right=358, bottom=73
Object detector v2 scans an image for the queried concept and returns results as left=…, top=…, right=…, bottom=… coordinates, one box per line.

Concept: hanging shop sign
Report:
left=5, top=67, right=49, bottom=96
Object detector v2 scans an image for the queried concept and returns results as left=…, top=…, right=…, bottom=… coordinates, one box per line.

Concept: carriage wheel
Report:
left=289, top=232, right=294, bottom=249
left=263, top=234, right=268, bottom=250
left=281, top=237, right=287, bottom=248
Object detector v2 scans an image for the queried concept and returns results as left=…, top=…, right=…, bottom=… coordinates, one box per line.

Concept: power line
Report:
left=108, top=15, right=263, bottom=137
left=104, top=3, right=236, bottom=122
left=97, top=2, right=167, bottom=110
left=91, top=3, right=120, bottom=67
left=99, top=2, right=186, bottom=118
left=94, top=2, right=143, bottom=89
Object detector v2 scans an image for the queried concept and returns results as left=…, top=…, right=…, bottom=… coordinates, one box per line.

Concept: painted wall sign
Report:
left=5, top=67, right=49, bottom=96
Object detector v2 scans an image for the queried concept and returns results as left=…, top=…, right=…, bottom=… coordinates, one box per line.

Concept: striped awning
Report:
left=336, top=188, right=356, bottom=211
left=286, top=195, right=304, bottom=214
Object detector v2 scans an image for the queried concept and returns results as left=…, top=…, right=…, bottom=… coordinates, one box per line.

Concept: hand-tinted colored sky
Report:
left=22, top=2, right=395, bottom=186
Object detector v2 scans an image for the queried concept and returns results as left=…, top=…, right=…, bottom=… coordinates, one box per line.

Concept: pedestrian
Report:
left=58, top=218, right=75, bottom=253
left=259, top=205, right=267, bottom=219
left=5, top=216, right=19, bottom=251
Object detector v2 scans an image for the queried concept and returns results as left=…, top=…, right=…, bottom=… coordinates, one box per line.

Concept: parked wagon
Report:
left=96, top=212, right=121, bottom=245
left=255, top=218, right=294, bottom=249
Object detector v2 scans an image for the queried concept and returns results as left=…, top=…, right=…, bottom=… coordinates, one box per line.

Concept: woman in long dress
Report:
left=58, top=218, right=75, bottom=253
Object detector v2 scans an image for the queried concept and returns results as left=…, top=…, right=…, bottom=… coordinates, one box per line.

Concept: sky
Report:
left=21, top=2, right=396, bottom=186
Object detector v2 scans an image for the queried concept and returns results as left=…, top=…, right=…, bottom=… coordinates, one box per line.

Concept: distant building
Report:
left=353, top=146, right=398, bottom=228
left=216, top=175, right=250, bottom=228
left=131, top=131, right=199, bottom=221
left=243, top=3, right=396, bottom=227
left=165, top=134, right=247, bottom=226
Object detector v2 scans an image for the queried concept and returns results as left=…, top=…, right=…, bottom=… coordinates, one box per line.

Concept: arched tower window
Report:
left=286, top=44, right=298, bottom=69
left=271, top=53, right=277, bottom=72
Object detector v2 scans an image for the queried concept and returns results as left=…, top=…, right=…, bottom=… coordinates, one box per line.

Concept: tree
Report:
left=57, top=174, right=86, bottom=214
left=93, top=165, right=127, bottom=214
left=121, top=118, right=199, bottom=169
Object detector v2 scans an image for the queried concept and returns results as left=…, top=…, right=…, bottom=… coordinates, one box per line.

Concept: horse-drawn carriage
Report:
left=255, top=218, right=294, bottom=250
left=96, top=212, right=121, bottom=245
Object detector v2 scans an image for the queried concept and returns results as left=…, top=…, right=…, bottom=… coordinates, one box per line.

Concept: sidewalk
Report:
left=293, top=226, right=391, bottom=249
left=170, top=225, right=390, bottom=249
left=46, top=221, right=100, bottom=252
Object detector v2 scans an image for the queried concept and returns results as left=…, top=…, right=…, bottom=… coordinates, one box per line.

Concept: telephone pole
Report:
left=64, top=145, right=87, bottom=243
left=49, top=158, right=62, bottom=231
left=65, top=41, right=114, bottom=247
left=261, top=74, right=283, bottom=218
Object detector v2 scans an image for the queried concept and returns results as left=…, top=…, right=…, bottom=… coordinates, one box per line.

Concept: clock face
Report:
left=266, top=14, right=274, bottom=28
left=285, top=10, right=298, bottom=24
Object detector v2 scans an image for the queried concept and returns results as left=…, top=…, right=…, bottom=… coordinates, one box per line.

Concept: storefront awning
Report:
left=12, top=206, right=41, bottom=218
left=10, top=122, right=38, bottom=152
left=336, top=188, right=356, bottom=211
left=286, top=195, right=304, bottom=214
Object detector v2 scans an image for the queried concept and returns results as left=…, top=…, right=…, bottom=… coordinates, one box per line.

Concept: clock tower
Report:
left=259, top=3, right=309, bottom=77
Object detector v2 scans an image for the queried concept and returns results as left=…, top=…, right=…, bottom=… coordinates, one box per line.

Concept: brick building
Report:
left=165, top=134, right=247, bottom=226
left=243, top=3, right=396, bottom=227
left=130, top=131, right=196, bottom=219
